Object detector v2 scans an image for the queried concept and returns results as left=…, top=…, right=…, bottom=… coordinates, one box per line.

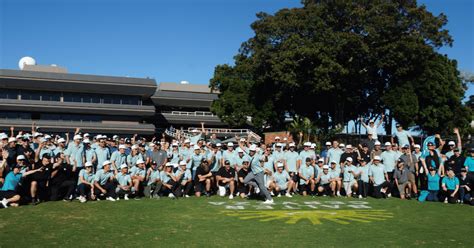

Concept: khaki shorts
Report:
left=408, top=172, right=416, bottom=183
left=397, top=182, right=409, bottom=196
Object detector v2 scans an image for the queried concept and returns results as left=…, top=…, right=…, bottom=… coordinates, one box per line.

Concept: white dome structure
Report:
left=18, top=56, right=36, bottom=70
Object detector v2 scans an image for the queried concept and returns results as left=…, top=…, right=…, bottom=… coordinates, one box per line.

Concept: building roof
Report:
left=158, top=82, right=218, bottom=94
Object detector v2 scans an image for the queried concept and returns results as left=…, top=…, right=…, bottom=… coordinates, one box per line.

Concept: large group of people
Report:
left=0, top=121, right=473, bottom=209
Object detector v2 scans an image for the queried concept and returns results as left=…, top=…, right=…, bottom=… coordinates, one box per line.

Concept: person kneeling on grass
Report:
left=329, top=161, right=342, bottom=196
left=394, top=160, right=411, bottom=200
left=299, top=158, right=315, bottom=196
left=237, top=159, right=251, bottom=198
left=77, top=162, right=95, bottom=203
left=273, top=162, right=293, bottom=197
left=317, top=165, right=332, bottom=196
left=160, top=163, right=178, bottom=198
left=0, top=165, right=43, bottom=208
left=130, top=159, right=146, bottom=197
left=144, top=161, right=161, bottom=199
left=116, top=164, right=133, bottom=200
left=93, top=160, right=117, bottom=202
left=458, top=168, right=472, bottom=204
left=173, top=160, right=193, bottom=197
left=216, top=160, right=236, bottom=199
left=369, top=156, right=390, bottom=199
left=357, top=159, right=370, bottom=198
left=441, top=168, right=459, bottom=204
left=342, top=157, right=358, bottom=197
left=195, top=159, right=213, bottom=197
left=426, top=167, right=440, bottom=202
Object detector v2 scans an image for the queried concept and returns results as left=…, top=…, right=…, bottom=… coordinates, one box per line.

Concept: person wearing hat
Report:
left=441, top=168, right=460, bottom=204
left=221, top=142, right=236, bottom=171
left=149, top=142, right=168, bottom=170
left=64, top=134, right=85, bottom=174
left=326, top=141, right=343, bottom=167
left=130, top=159, right=147, bottom=196
left=272, top=143, right=285, bottom=165
left=445, top=147, right=465, bottom=177
left=360, top=114, right=384, bottom=141
left=458, top=168, right=472, bottom=204
left=317, top=165, right=333, bottom=196
left=49, top=153, right=76, bottom=201
left=78, top=162, right=95, bottom=203
left=425, top=166, right=440, bottom=202
left=328, top=161, right=342, bottom=196
left=16, top=136, right=35, bottom=162
left=173, top=160, right=193, bottom=197
left=234, top=147, right=248, bottom=172
left=420, top=141, right=444, bottom=184
left=144, top=161, right=162, bottom=199
left=110, top=145, right=127, bottom=173
left=340, top=144, right=358, bottom=167
left=298, top=142, right=314, bottom=169
left=36, top=138, right=53, bottom=163
left=179, top=139, right=191, bottom=165
left=369, top=156, right=390, bottom=199
left=370, top=141, right=383, bottom=161
left=399, top=144, right=419, bottom=197
left=116, top=164, right=133, bottom=200
left=320, top=142, right=332, bottom=163
left=444, top=128, right=462, bottom=159
left=195, top=159, right=213, bottom=197
left=160, top=163, right=179, bottom=198
left=93, top=161, right=117, bottom=201
left=380, top=142, right=398, bottom=197
left=188, top=145, right=205, bottom=180
left=273, top=162, right=293, bottom=197
left=0, top=163, right=43, bottom=208
left=392, top=124, right=414, bottom=148
left=126, top=145, right=143, bottom=168
left=285, top=143, right=299, bottom=194
left=83, top=139, right=97, bottom=166
left=242, top=144, right=274, bottom=204
left=216, top=160, right=236, bottom=199
left=342, top=157, right=358, bottom=197
left=393, top=160, right=411, bottom=200
left=299, top=157, right=315, bottom=196
left=4, top=137, right=18, bottom=167
left=27, top=152, right=54, bottom=204
left=357, top=143, right=371, bottom=163
left=237, top=158, right=251, bottom=198
left=95, top=136, right=111, bottom=171
left=356, top=159, right=370, bottom=198
left=52, top=138, right=67, bottom=157
left=168, top=142, right=181, bottom=165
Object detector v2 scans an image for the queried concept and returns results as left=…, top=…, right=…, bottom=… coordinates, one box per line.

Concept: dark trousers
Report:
left=373, top=181, right=390, bottom=199
left=93, top=181, right=117, bottom=198
left=174, top=181, right=193, bottom=197
left=50, top=180, right=76, bottom=201
left=78, top=183, right=91, bottom=198
left=387, top=172, right=395, bottom=195
left=117, top=188, right=132, bottom=198
left=459, top=187, right=471, bottom=203
left=442, top=189, right=458, bottom=203
left=418, top=173, right=428, bottom=191
left=358, top=180, right=369, bottom=197
left=426, top=190, right=439, bottom=202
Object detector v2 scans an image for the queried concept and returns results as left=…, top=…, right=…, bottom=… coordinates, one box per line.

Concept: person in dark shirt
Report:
left=357, top=144, right=371, bottom=163
left=16, top=137, right=35, bottom=160
left=29, top=153, right=53, bottom=204
left=216, top=160, right=236, bottom=199
left=445, top=148, right=465, bottom=176
left=340, top=145, right=359, bottom=166
left=458, top=168, right=471, bottom=204
left=195, top=159, right=212, bottom=197
left=237, top=159, right=250, bottom=198
left=49, top=153, right=76, bottom=201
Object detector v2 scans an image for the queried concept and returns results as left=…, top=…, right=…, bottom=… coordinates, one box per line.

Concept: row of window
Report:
left=0, top=89, right=142, bottom=105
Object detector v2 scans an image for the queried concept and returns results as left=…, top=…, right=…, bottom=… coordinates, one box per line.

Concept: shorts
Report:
left=0, top=190, right=18, bottom=199
left=408, top=172, right=416, bottom=183
left=195, top=181, right=207, bottom=193
left=276, top=183, right=288, bottom=191
left=397, top=182, right=410, bottom=196
left=289, top=172, right=299, bottom=183
left=237, top=183, right=249, bottom=195
left=299, top=183, right=311, bottom=193
left=319, top=184, right=332, bottom=195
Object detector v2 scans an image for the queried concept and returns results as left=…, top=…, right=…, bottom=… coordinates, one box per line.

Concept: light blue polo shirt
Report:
left=78, top=168, right=95, bottom=185
left=130, top=166, right=146, bottom=178
left=320, top=173, right=331, bottom=185
left=222, top=150, right=236, bottom=166
left=94, top=169, right=114, bottom=185
left=263, top=156, right=275, bottom=173
left=66, top=142, right=85, bottom=168
left=394, top=130, right=411, bottom=147
left=274, top=170, right=290, bottom=189
left=299, top=165, right=314, bottom=185
left=369, top=163, right=386, bottom=186
left=380, top=150, right=397, bottom=172
left=343, top=165, right=356, bottom=182
left=442, top=176, right=459, bottom=190
left=299, top=150, right=314, bottom=165
left=160, top=170, right=172, bottom=183
left=357, top=165, right=370, bottom=183
left=327, top=148, right=343, bottom=165
left=147, top=168, right=161, bottom=186
left=116, top=172, right=131, bottom=186
left=174, top=169, right=192, bottom=182
left=250, top=154, right=264, bottom=174
left=285, top=151, right=299, bottom=172
left=84, top=148, right=96, bottom=163
left=188, top=153, right=204, bottom=171
left=209, top=151, right=222, bottom=172
left=95, top=146, right=110, bottom=169
left=110, top=151, right=127, bottom=168
left=127, top=154, right=143, bottom=168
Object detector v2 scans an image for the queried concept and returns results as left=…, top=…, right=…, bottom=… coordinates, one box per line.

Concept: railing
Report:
left=186, top=127, right=262, bottom=142
left=160, top=111, right=215, bottom=117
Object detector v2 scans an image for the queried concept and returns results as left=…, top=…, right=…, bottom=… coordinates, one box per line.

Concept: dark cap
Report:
left=305, top=157, right=312, bottom=162
left=396, top=124, right=401, bottom=128
left=427, top=142, right=434, bottom=146
left=461, top=168, right=467, bottom=172
left=362, top=143, right=368, bottom=148
left=224, top=160, right=230, bottom=165
left=453, top=148, right=460, bottom=152
left=42, top=154, right=51, bottom=159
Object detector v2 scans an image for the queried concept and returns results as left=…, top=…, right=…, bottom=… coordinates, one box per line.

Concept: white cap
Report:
left=149, top=143, right=155, bottom=147
left=33, top=133, right=42, bottom=138
left=184, top=139, right=190, bottom=143
left=249, top=144, right=257, bottom=151
left=330, top=160, right=337, bottom=164
left=113, top=135, right=119, bottom=139
left=0, top=133, right=8, bottom=139
left=44, top=134, right=52, bottom=139
left=414, top=144, right=421, bottom=149
left=384, top=142, right=392, bottom=146
left=239, top=138, right=246, bottom=142
left=276, top=143, right=282, bottom=147
left=194, top=145, right=201, bottom=150
left=39, top=138, right=47, bottom=143
left=303, top=142, right=311, bottom=146
left=310, top=144, right=316, bottom=149
left=276, top=162, right=284, bottom=168
left=216, top=143, right=222, bottom=147
left=191, top=129, right=199, bottom=133
left=83, top=139, right=91, bottom=144
left=165, top=162, right=173, bottom=167
left=283, top=137, right=288, bottom=141
left=84, top=133, right=90, bottom=137
left=369, top=119, right=375, bottom=123
left=448, top=141, right=455, bottom=146
left=227, top=142, right=234, bottom=147
left=275, top=136, right=280, bottom=140
left=16, top=155, right=26, bottom=160
left=374, top=141, right=381, bottom=146
left=323, top=165, right=329, bottom=169
left=102, top=160, right=112, bottom=166
left=318, top=158, right=324, bottom=163
left=346, top=157, right=353, bottom=162
left=57, top=138, right=66, bottom=143
left=120, top=164, right=128, bottom=169
left=8, top=137, right=16, bottom=143
left=131, top=145, right=138, bottom=150
left=179, top=160, right=187, bottom=166
left=73, top=135, right=82, bottom=140
left=119, top=144, right=127, bottom=149
left=373, top=156, right=381, bottom=161
left=289, top=143, right=295, bottom=147
left=346, top=144, right=352, bottom=149
left=172, top=142, right=179, bottom=146
left=15, top=134, right=21, bottom=139
left=85, top=161, right=93, bottom=167
left=136, top=158, right=145, bottom=164
left=325, top=141, right=331, bottom=146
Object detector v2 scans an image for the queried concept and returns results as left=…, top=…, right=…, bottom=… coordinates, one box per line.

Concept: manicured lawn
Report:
left=0, top=196, right=472, bottom=247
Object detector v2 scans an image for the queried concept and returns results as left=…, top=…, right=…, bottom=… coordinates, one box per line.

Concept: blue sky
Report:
left=0, top=0, right=472, bottom=100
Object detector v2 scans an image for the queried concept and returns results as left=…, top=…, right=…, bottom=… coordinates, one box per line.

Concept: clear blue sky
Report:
left=0, top=0, right=472, bottom=98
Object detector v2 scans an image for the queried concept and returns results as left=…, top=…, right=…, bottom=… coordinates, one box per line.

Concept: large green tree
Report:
left=210, top=0, right=471, bottom=134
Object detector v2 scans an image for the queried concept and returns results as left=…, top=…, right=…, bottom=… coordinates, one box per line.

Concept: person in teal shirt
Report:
left=426, top=167, right=440, bottom=202
left=299, top=158, right=315, bottom=196
left=242, top=145, right=273, bottom=203
left=144, top=161, right=161, bottom=199
left=95, top=139, right=110, bottom=170
left=173, top=161, right=193, bottom=197
left=0, top=165, right=42, bottom=208
left=78, top=162, right=95, bottom=203
left=273, top=163, right=293, bottom=197
left=369, top=156, right=389, bottom=198
left=93, top=161, right=116, bottom=201
left=130, top=159, right=146, bottom=195
left=116, top=164, right=133, bottom=200
left=464, top=149, right=474, bottom=173
left=441, top=168, right=459, bottom=204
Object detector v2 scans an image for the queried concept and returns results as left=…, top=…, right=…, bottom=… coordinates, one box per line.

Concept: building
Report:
left=0, top=65, right=225, bottom=136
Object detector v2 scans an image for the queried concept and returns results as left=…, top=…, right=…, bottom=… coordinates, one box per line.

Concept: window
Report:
left=0, top=89, right=18, bottom=99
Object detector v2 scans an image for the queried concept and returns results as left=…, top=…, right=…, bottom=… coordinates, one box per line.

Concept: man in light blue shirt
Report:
left=393, top=124, right=414, bottom=147
left=93, top=161, right=116, bottom=201
left=95, top=138, right=110, bottom=170
left=369, top=156, right=389, bottom=198
left=273, top=162, right=293, bottom=197
left=130, top=159, right=146, bottom=195
left=242, top=144, right=273, bottom=203
left=299, top=157, right=315, bottom=196
left=116, top=164, right=132, bottom=200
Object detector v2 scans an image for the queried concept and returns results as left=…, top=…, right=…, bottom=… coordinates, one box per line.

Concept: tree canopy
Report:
left=210, top=0, right=472, bottom=135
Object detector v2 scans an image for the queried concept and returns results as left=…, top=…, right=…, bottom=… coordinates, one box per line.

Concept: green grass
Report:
left=0, top=196, right=473, bottom=247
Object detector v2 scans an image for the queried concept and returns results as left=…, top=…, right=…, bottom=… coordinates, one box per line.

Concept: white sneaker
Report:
left=387, top=193, right=392, bottom=198
left=116, top=197, right=120, bottom=201
left=185, top=195, right=190, bottom=198
left=444, top=199, right=448, bottom=204
left=106, top=197, right=116, bottom=202
left=168, top=193, right=175, bottom=198
left=277, top=193, right=281, bottom=197
left=255, top=187, right=260, bottom=194
left=270, top=191, right=275, bottom=196
left=124, top=194, right=129, bottom=200
left=229, top=195, right=234, bottom=200
left=1, top=198, right=8, bottom=208
left=336, top=191, right=341, bottom=197
left=79, top=196, right=87, bottom=203
left=358, top=195, right=363, bottom=199
left=263, top=199, right=274, bottom=204
left=285, top=193, right=293, bottom=198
